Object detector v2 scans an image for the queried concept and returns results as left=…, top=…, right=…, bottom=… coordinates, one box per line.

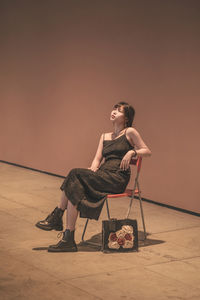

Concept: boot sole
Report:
left=35, top=223, right=63, bottom=231
left=47, top=247, right=78, bottom=252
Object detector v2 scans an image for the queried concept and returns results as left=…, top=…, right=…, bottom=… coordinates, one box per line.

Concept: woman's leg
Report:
left=66, top=201, right=78, bottom=231
left=58, top=190, right=78, bottom=230
left=58, top=191, right=68, bottom=210
left=58, top=191, right=78, bottom=230
left=48, top=200, right=78, bottom=252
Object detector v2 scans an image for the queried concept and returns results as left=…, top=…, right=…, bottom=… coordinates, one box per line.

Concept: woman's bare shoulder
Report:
left=126, top=127, right=139, bottom=136
left=103, top=132, right=112, bottom=140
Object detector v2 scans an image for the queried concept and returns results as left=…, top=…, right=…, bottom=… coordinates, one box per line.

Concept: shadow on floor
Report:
left=77, top=231, right=165, bottom=252
left=32, top=231, right=165, bottom=252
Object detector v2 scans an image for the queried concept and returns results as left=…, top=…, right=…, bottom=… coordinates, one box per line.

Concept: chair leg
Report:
left=137, top=181, right=147, bottom=240
left=126, top=196, right=134, bottom=219
left=81, top=197, right=109, bottom=247
left=126, top=178, right=137, bottom=219
left=105, top=197, right=111, bottom=220
left=81, top=218, right=89, bottom=242
left=126, top=180, right=147, bottom=240
left=81, top=218, right=101, bottom=247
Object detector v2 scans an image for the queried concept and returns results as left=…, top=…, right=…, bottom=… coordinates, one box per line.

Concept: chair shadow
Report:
left=32, top=231, right=165, bottom=252
left=77, top=231, right=165, bottom=252
left=137, top=231, right=165, bottom=248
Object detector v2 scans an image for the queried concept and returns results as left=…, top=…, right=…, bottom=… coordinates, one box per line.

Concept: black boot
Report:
left=35, top=207, right=64, bottom=231
left=48, top=229, right=77, bottom=252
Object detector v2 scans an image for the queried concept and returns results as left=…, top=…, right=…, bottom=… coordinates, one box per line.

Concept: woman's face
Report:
left=110, top=105, right=125, bottom=125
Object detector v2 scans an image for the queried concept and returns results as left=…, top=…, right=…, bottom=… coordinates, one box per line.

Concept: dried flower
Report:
left=108, top=225, right=134, bottom=249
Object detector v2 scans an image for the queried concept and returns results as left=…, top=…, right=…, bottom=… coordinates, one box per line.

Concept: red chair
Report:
left=81, top=156, right=147, bottom=244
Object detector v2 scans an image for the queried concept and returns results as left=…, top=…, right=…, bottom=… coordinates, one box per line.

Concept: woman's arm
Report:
left=88, top=134, right=104, bottom=172
left=127, top=127, right=152, bottom=157
left=120, top=127, right=151, bottom=170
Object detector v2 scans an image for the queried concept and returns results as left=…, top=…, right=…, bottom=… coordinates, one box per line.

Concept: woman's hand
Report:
left=120, top=150, right=135, bottom=170
left=88, top=134, right=104, bottom=173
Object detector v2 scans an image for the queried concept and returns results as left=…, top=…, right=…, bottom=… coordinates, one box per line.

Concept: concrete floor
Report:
left=0, top=162, right=200, bottom=300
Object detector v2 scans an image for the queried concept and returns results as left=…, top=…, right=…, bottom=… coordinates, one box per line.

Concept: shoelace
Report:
left=57, top=231, right=64, bottom=239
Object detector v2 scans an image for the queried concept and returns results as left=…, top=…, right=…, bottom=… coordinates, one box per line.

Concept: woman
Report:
left=36, top=102, right=151, bottom=252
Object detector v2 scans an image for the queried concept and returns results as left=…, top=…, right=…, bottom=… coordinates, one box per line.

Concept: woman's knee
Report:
left=68, top=168, right=79, bottom=176
left=68, top=168, right=86, bottom=178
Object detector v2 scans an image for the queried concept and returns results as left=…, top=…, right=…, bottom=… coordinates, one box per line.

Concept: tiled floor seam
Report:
left=3, top=252, right=103, bottom=300
left=143, top=255, right=200, bottom=267
left=144, top=267, right=200, bottom=292
left=63, top=265, right=154, bottom=280
left=150, top=225, right=200, bottom=235
left=0, top=194, right=46, bottom=212
left=147, top=235, right=200, bottom=252
left=0, top=205, right=60, bottom=225
left=0, top=209, right=38, bottom=226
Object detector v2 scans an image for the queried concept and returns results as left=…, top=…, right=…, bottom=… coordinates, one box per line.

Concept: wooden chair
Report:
left=81, top=156, right=147, bottom=245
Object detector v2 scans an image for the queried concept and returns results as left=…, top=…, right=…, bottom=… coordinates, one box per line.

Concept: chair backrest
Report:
left=107, top=156, right=142, bottom=198
left=130, top=156, right=142, bottom=174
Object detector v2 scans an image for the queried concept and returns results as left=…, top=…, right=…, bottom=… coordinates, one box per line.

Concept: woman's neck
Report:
left=113, top=124, right=125, bottom=137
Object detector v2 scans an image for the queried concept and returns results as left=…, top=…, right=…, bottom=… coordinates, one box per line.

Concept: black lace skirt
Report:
left=60, top=162, right=130, bottom=220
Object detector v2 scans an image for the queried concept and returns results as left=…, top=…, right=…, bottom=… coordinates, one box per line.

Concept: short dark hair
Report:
left=113, top=102, right=135, bottom=127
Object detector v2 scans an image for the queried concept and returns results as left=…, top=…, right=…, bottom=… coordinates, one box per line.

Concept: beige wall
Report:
left=1, top=1, right=200, bottom=213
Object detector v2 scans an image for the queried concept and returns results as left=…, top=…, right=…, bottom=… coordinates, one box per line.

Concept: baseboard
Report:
left=136, top=196, right=200, bottom=217
left=0, top=160, right=65, bottom=178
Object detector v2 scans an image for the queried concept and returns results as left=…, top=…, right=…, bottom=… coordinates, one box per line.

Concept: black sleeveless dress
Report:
left=60, top=133, right=134, bottom=220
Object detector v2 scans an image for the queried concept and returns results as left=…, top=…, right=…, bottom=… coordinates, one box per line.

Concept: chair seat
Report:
left=107, top=188, right=139, bottom=198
